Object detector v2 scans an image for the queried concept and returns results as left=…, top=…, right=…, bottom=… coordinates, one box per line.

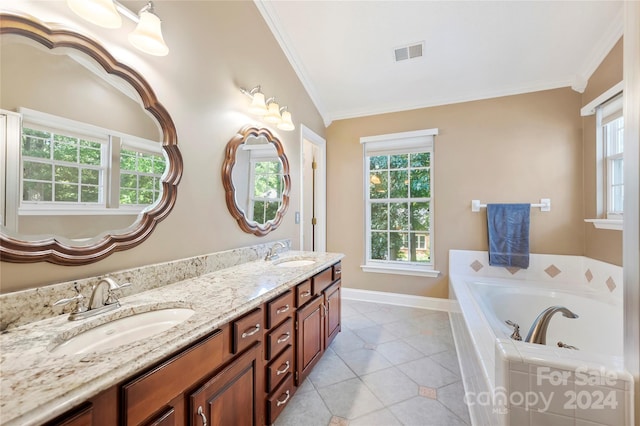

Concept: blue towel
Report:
left=487, top=203, right=530, bottom=269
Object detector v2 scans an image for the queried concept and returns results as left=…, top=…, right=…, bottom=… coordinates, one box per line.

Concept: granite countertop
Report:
left=0, top=251, right=344, bottom=426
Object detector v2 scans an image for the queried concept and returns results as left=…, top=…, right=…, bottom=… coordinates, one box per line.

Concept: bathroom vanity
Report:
left=0, top=252, right=343, bottom=426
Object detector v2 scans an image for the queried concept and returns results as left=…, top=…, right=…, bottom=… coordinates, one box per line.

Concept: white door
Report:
left=300, top=125, right=326, bottom=252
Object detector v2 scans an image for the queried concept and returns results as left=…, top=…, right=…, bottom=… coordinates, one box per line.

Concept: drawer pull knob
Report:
left=276, top=390, right=291, bottom=407
left=300, top=291, right=311, bottom=298
left=276, top=304, right=290, bottom=314
left=241, top=324, right=261, bottom=338
left=197, top=406, right=208, bottom=426
left=277, top=332, right=291, bottom=344
left=276, top=361, right=290, bottom=375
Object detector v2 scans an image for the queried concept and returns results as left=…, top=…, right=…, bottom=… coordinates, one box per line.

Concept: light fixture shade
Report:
left=264, top=101, right=282, bottom=124
left=128, top=9, right=169, bottom=56
left=67, top=0, right=122, bottom=28
left=277, top=110, right=295, bottom=131
left=248, top=92, right=268, bottom=115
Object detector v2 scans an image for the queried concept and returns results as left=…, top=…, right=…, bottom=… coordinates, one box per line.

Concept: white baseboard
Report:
left=341, top=287, right=454, bottom=312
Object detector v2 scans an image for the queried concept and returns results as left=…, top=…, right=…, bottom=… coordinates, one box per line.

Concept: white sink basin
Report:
left=275, top=259, right=316, bottom=268
left=50, top=308, right=195, bottom=355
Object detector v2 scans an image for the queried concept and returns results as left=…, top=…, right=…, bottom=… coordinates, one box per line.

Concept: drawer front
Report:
left=232, top=308, right=263, bottom=354
left=333, top=262, right=342, bottom=281
left=265, top=345, right=293, bottom=393
left=123, top=330, right=224, bottom=426
left=266, top=373, right=294, bottom=425
left=295, top=280, right=312, bottom=308
left=266, top=317, right=293, bottom=360
left=267, top=290, right=294, bottom=329
left=312, top=267, right=333, bottom=295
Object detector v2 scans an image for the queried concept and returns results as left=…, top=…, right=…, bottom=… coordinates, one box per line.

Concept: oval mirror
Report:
left=0, top=13, right=182, bottom=265
left=222, top=126, right=290, bottom=236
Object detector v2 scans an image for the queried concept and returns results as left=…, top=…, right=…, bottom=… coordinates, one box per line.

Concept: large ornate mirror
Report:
left=0, top=13, right=182, bottom=265
left=223, top=126, right=290, bottom=236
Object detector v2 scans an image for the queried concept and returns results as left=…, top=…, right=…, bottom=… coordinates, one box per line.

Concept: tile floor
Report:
left=275, top=299, right=471, bottom=426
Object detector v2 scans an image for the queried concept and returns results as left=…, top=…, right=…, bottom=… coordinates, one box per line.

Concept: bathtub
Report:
left=448, top=251, right=634, bottom=426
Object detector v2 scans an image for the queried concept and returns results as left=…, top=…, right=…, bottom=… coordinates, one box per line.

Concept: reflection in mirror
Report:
left=223, top=126, right=290, bottom=236
left=0, top=13, right=182, bottom=265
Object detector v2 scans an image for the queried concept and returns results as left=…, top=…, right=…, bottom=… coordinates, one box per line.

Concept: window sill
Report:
left=360, top=263, right=440, bottom=278
left=584, top=219, right=623, bottom=231
left=19, top=207, right=142, bottom=216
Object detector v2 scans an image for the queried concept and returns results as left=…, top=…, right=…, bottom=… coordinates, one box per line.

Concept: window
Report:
left=21, top=126, right=105, bottom=205
left=120, top=148, right=166, bottom=207
left=361, top=129, right=439, bottom=277
left=16, top=108, right=164, bottom=215
left=249, top=158, right=284, bottom=223
left=599, top=94, right=624, bottom=220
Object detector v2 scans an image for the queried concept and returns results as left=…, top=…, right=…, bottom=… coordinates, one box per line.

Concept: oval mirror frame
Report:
left=222, top=126, right=290, bottom=236
left=0, top=13, right=182, bottom=265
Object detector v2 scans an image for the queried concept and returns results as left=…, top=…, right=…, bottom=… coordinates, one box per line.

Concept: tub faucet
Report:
left=524, top=306, right=578, bottom=345
left=265, top=241, right=287, bottom=261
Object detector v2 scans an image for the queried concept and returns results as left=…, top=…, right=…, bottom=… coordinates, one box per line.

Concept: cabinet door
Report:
left=324, top=280, right=341, bottom=347
left=295, top=295, right=325, bottom=385
left=190, top=343, right=261, bottom=426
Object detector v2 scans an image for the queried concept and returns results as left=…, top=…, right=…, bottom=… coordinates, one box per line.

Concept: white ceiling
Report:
left=255, top=1, right=624, bottom=126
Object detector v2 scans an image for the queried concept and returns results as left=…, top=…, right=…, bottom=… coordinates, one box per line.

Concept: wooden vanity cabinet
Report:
left=189, top=343, right=262, bottom=426
left=294, top=262, right=342, bottom=386
left=47, top=260, right=342, bottom=426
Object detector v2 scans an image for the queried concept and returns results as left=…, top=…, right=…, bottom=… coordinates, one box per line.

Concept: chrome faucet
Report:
left=524, top=306, right=578, bottom=345
left=265, top=241, right=287, bottom=261
left=88, top=277, right=130, bottom=309
left=54, top=278, right=131, bottom=321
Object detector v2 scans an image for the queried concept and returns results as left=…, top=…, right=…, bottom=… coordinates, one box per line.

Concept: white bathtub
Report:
left=449, top=272, right=634, bottom=426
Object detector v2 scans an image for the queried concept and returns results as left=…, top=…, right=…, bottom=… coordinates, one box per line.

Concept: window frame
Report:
left=360, top=128, right=440, bottom=278
left=582, top=83, right=624, bottom=231
left=14, top=108, right=163, bottom=216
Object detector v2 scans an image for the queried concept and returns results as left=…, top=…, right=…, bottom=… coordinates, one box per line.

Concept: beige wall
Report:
left=582, top=38, right=624, bottom=266
left=326, top=88, right=584, bottom=298
left=0, top=1, right=325, bottom=293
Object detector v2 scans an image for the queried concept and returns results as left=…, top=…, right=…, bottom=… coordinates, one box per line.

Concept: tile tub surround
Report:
left=0, top=240, right=292, bottom=330
left=448, top=250, right=633, bottom=426
left=0, top=248, right=344, bottom=426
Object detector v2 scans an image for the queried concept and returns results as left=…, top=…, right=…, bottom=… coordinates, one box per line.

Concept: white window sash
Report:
left=361, top=128, right=438, bottom=276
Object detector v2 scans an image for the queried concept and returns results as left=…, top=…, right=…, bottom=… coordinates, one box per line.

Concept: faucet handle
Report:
left=53, top=284, right=88, bottom=314
left=505, top=320, right=522, bottom=341
left=104, top=282, right=131, bottom=305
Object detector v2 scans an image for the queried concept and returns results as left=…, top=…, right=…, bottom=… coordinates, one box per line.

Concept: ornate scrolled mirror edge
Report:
left=222, top=126, right=291, bottom=236
left=0, top=12, right=182, bottom=265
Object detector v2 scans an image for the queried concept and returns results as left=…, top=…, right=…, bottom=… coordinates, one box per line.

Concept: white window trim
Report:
left=582, top=86, right=624, bottom=232
left=13, top=108, right=161, bottom=217
left=360, top=128, right=440, bottom=278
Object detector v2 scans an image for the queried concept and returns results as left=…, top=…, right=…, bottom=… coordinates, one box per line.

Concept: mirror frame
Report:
left=0, top=12, right=182, bottom=265
left=222, top=125, right=290, bottom=236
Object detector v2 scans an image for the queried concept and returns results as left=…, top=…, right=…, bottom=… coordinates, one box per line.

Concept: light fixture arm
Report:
left=112, top=0, right=140, bottom=23
left=240, top=85, right=262, bottom=99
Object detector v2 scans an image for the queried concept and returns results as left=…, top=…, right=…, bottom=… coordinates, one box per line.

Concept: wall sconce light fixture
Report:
left=240, top=85, right=295, bottom=131
left=67, top=0, right=169, bottom=56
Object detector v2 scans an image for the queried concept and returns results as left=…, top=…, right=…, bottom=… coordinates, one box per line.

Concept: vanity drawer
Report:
left=296, top=279, right=312, bottom=308
left=266, top=373, right=294, bottom=425
left=312, top=267, right=333, bottom=295
left=122, top=330, right=224, bottom=426
left=265, top=345, right=293, bottom=393
left=267, top=290, right=294, bottom=329
left=232, top=308, right=263, bottom=354
left=333, top=262, right=342, bottom=281
left=266, top=317, right=293, bottom=360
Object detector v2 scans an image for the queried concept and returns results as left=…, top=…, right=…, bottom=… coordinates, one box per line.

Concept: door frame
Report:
left=299, top=124, right=326, bottom=252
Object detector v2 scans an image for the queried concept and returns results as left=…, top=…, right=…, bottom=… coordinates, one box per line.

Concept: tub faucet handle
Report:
left=505, top=320, right=522, bottom=341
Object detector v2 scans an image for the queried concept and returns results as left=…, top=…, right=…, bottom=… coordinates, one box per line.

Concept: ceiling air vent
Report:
left=394, top=41, right=424, bottom=62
